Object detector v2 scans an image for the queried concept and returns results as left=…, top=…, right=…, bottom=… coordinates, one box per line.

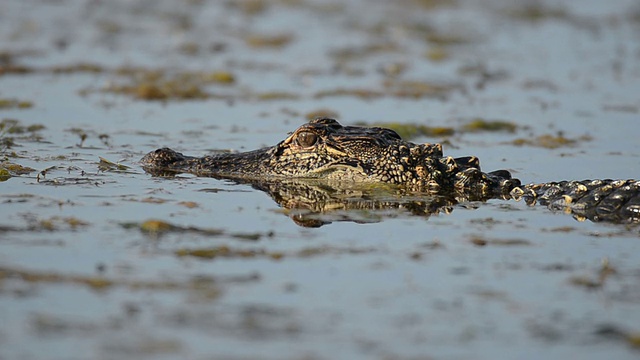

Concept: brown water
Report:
left=1, top=0, right=640, bottom=359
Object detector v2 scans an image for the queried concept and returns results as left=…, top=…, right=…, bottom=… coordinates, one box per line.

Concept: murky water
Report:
left=1, top=0, right=640, bottom=359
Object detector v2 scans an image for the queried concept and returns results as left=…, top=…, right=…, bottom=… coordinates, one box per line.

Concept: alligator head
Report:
left=141, top=118, right=519, bottom=196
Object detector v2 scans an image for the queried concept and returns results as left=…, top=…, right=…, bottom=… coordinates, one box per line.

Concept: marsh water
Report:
left=1, top=0, right=640, bottom=359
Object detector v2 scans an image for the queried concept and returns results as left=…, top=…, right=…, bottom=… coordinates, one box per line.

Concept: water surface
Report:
left=1, top=0, right=640, bottom=359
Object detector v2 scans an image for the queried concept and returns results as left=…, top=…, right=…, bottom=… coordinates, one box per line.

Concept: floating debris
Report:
left=245, top=34, right=293, bottom=48
left=0, top=118, right=45, bottom=134
left=98, top=157, right=130, bottom=171
left=0, top=167, right=10, bottom=181
left=177, top=201, right=199, bottom=209
left=314, top=88, right=384, bottom=100
left=175, top=245, right=374, bottom=261
left=0, top=266, right=222, bottom=295
left=569, top=258, right=617, bottom=290
left=384, top=80, right=460, bottom=99
left=0, top=98, right=33, bottom=109
left=470, top=236, right=532, bottom=246
left=463, top=118, right=517, bottom=133
left=175, top=245, right=284, bottom=260
left=122, top=219, right=225, bottom=237
left=255, top=91, right=300, bottom=101
left=368, top=122, right=454, bottom=140
left=505, top=4, right=569, bottom=22
left=512, top=133, right=592, bottom=149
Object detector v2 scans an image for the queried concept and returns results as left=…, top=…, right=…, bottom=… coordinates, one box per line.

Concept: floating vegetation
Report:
left=0, top=62, right=110, bottom=76
left=178, top=42, right=200, bottom=56
left=35, top=175, right=107, bottom=187
left=363, top=118, right=516, bottom=140
left=177, top=201, right=199, bottom=209
left=66, top=128, right=112, bottom=148
left=2, top=162, right=35, bottom=174
left=304, top=108, right=340, bottom=121
left=368, top=122, right=454, bottom=140
left=424, top=31, right=470, bottom=46
left=203, top=71, right=235, bottom=84
left=245, top=34, right=293, bottom=48
left=463, top=118, right=517, bottom=133
left=569, top=258, right=616, bottom=290
left=37, top=216, right=89, bottom=231
left=0, top=167, right=10, bottom=181
left=0, top=161, right=35, bottom=176
left=139, top=219, right=176, bottom=233
left=0, top=98, right=33, bottom=109
left=175, top=245, right=374, bottom=261
left=120, top=219, right=224, bottom=236
left=425, top=46, right=449, bottom=62
left=0, top=216, right=90, bottom=232
left=505, top=4, right=569, bottom=22
left=51, top=63, right=105, bottom=74
left=175, top=245, right=284, bottom=260
left=255, top=91, right=300, bottom=101
left=602, top=104, right=639, bottom=114
left=107, top=81, right=209, bottom=101
left=139, top=197, right=169, bottom=204
left=0, top=119, right=46, bottom=149
left=410, top=0, right=456, bottom=9
left=229, top=0, right=269, bottom=15
left=314, top=80, right=461, bottom=101
left=594, top=324, right=640, bottom=349
left=0, top=119, right=45, bottom=134
left=469, top=236, right=532, bottom=246
left=99, top=67, right=236, bottom=101
left=121, top=219, right=275, bottom=241
left=384, top=80, right=461, bottom=100
left=314, top=88, right=384, bottom=100
left=0, top=266, right=221, bottom=295
left=511, top=133, right=592, bottom=149
left=98, top=157, right=131, bottom=172
left=378, top=62, right=408, bottom=77
left=330, top=43, right=399, bottom=61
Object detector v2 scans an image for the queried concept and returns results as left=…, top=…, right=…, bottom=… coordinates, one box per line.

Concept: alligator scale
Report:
left=142, top=118, right=640, bottom=224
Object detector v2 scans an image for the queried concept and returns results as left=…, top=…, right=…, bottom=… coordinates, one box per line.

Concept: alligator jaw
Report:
left=307, top=161, right=370, bottom=181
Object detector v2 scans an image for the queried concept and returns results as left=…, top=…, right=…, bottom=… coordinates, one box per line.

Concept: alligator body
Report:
left=142, top=118, right=640, bottom=224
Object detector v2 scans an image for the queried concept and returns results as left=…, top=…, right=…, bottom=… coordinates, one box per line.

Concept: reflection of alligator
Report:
left=142, top=118, right=640, bottom=225
left=248, top=179, right=462, bottom=227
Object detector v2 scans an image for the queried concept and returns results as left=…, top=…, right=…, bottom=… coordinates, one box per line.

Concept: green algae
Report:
left=0, top=162, right=36, bottom=175
left=0, top=98, right=33, bottom=109
left=0, top=167, right=10, bottom=181
left=100, top=67, right=236, bottom=101
left=385, top=80, right=460, bottom=99
left=1, top=119, right=45, bottom=134
left=511, top=133, right=592, bottom=149
left=0, top=266, right=222, bottom=295
left=369, top=122, right=454, bottom=140
left=463, top=118, right=517, bottom=133
left=314, top=88, right=384, bottom=100
left=175, top=245, right=284, bottom=260
left=506, top=5, right=569, bottom=22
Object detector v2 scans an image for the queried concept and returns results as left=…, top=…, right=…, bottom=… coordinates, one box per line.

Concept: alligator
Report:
left=141, top=118, right=640, bottom=225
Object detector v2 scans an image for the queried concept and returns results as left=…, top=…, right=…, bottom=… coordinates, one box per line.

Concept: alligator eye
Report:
left=295, top=131, right=318, bottom=148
